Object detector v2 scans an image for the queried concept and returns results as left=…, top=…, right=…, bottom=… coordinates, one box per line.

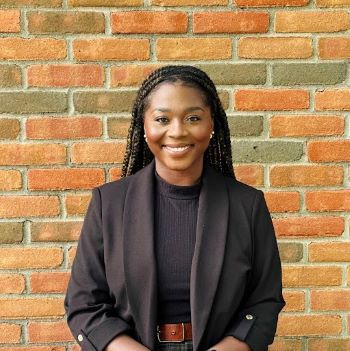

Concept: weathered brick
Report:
left=73, top=39, right=149, bottom=61
left=0, top=223, right=23, bottom=244
left=65, top=194, right=91, bottom=216
left=0, top=119, right=20, bottom=139
left=309, top=242, right=350, bottom=262
left=28, top=11, right=105, bottom=34
left=28, top=320, right=74, bottom=342
left=71, top=142, right=126, bottom=164
left=270, top=114, right=344, bottom=137
left=227, top=115, right=263, bottom=136
left=0, top=0, right=61, bottom=6
left=274, top=216, right=344, bottom=237
left=111, top=11, right=187, bottom=33
left=0, top=65, right=21, bottom=87
left=275, top=11, right=349, bottom=32
left=68, top=246, right=77, bottom=267
left=306, top=190, right=350, bottom=212
left=0, top=248, right=62, bottom=269
left=28, top=65, right=104, bottom=87
left=0, top=274, right=25, bottom=294
left=311, top=290, right=350, bottom=311
left=0, top=298, right=64, bottom=318
left=193, top=12, right=268, bottom=33
left=308, top=140, right=350, bottom=162
left=232, top=141, right=303, bottom=162
left=28, top=168, right=105, bottom=190
left=233, top=165, right=264, bottom=187
left=26, top=117, right=102, bottom=139
left=308, top=339, right=350, bottom=351
left=111, top=64, right=162, bottom=87
left=109, top=167, right=122, bottom=181
left=235, top=89, right=309, bottom=111
left=30, top=272, right=70, bottom=293
left=270, top=165, right=343, bottom=186
left=0, top=144, right=66, bottom=166
left=319, top=37, right=350, bottom=59
left=0, top=347, right=66, bottom=351
left=74, top=91, right=136, bottom=113
left=269, top=338, right=303, bottom=351
left=283, top=291, right=305, bottom=311
left=272, top=63, right=347, bottom=85
left=236, top=0, right=307, bottom=5
left=152, top=0, right=226, bottom=5
left=0, top=10, right=20, bottom=33
left=238, top=37, right=312, bottom=59
left=264, top=192, right=300, bottom=212
left=197, top=64, right=266, bottom=85
left=0, top=92, right=67, bottom=114
left=277, top=315, right=342, bottom=336
left=315, top=89, right=350, bottom=110
left=0, top=38, right=66, bottom=60
left=108, top=117, right=131, bottom=138
left=0, top=170, right=22, bottom=190
left=156, top=38, right=232, bottom=60
left=218, top=91, right=229, bottom=110
left=278, top=243, right=303, bottom=263
left=0, top=324, right=21, bottom=343
left=69, top=0, right=142, bottom=5
left=31, top=221, right=82, bottom=242
left=282, top=266, right=342, bottom=287
left=0, top=196, right=60, bottom=218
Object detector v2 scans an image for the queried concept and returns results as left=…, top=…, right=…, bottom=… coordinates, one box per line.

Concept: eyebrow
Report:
left=152, top=106, right=205, bottom=113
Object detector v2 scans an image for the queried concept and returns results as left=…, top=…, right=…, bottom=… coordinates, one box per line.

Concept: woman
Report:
left=64, top=65, right=285, bottom=351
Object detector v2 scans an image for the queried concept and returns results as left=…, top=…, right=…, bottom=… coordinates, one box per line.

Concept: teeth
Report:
left=164, top=145, right=190, bottom=152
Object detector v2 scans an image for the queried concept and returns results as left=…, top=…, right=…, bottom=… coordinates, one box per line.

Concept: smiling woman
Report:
left=64, top=65, right=285, bottom=351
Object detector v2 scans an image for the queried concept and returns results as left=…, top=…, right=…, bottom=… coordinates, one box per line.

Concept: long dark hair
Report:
left=121, top=65, right=235, bottom=179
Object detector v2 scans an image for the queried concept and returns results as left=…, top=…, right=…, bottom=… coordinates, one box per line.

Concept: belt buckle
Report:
left=157, top=323, right=185, bottom=343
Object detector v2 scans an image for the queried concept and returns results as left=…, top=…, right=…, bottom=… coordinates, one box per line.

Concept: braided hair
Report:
left=121, top=65, right=235, bottom=179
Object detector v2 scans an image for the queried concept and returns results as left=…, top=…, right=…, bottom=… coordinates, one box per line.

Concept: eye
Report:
left=187, top=115, right=201, bottom=122
left=155, top=116, right=169, bottom=124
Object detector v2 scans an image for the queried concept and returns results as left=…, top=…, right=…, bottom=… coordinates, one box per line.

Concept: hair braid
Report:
left=121, top=65, right=235, bottom=179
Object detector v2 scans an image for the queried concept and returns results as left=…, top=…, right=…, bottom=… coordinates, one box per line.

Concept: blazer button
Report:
left=78, top=334, right=84, bottom=342
left=245, top=314, right=253, bottom=320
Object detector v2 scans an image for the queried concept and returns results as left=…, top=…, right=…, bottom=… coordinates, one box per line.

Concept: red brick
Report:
left=276, top=315, right=342, bottom=336
left=0, top=170, right=22, bottom=191
left=28, top=65, right=104, bottom=87
left=270, top=165, right=343, bottom=186
left=235, top=89, right=309, bottom=111
left=0, top=10, right=20, bottom=33
left=0, top=0, right=61, bottom=5
left=234, top=165, right=264, bottom=187
left=26, top=117, right=102, bottom=139
left=0, top=347, right=66, bottom=351
left=31, top=221, right=82, bottom=242
left=306, top=190, right=350, bottom=212
left=283, top=291, right=305, bottom=312
left=28, top=320, right=74, bottom=342
left=309, top=339, right=350, bottom=351
left=270, top=115, right=344, bottom=137
left=269, top=338, right=302, bottom=351
left=274, top=216, right=344, bottom=237
left=282, top=266, right=342, bottom=287
left=69, top=0, right=142, bottom=5
left=0, top=324, right=21, bottom=343
left=0, top=298, right=64, bottom=318
left=0, top=118, right=20, bottom=139
left=310, top=242, right=350, bottom=262
left=0, top=38, right=66, bottom=60
left=317, top=0, right=350, bottom=5
left=28, top=168, right=105, bottom=190
left=0, top=144, right=66, bottom=166
left=264, top=192, right=300, bottom=213
left=156, top=38, right=232, bottom=60
left=0, top=196, right=60, bottom=218
left=238, top=37, right=312, bottom=59
left=111, top=11, right=187, bottom=33
left=68, top=246, right=77, bottom=267
left=193, top=12, right=268, bottom=33
left=65, top=194, right=91, bottom=216
left=236, top=0, right=307, bottom=5
left=0, top=248, right=63, bottom=269
left=109, top=168, right=122, bottom=181
left=71, top=142, right=126, bottom=164
left=30, top=272, right=70, bottom=293
left=319, top=37, right=350, bottom=59
left=152, top=0, right=226, bottom=4
left=311, top=290, right=350, bottom=311
left=73, top=39, right=149, bottom=61
left=107, top=117, right=131, bottom=138
left=0, top=274, right=25, bottom=294
left=308, top=140, right=350, bottom=162
left=275, top=11, right=349, bottom=32
left=315, top=89, right=350, bottom=110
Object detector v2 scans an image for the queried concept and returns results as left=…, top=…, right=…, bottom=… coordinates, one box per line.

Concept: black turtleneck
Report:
left=154, top=171, right=201, bottom=324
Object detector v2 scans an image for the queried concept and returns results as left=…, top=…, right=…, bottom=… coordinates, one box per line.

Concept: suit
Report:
left=64, top=159, right=285, bottom=351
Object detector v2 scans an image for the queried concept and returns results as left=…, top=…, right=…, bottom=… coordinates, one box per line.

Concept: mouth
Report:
left=162, top=144, right=193, bottom=154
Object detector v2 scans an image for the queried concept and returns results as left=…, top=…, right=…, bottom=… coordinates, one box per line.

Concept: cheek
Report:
left=144, top=123, right=164, bottom=143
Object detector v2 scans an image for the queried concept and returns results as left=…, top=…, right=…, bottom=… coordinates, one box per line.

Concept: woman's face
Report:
left=143, top=82, right=213, bottom=179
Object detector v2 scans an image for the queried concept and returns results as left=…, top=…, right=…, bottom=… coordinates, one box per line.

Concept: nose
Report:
left=168, top=119, right=188, bottom=138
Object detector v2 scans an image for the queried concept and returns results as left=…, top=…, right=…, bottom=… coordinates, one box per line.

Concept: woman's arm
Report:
left=209, top=336, right=251, bottom=351
left=105, top=334, right=150, bottom=351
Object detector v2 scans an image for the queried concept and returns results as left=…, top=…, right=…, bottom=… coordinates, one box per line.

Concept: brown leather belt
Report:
left=157, top=322, right=192, bottom=342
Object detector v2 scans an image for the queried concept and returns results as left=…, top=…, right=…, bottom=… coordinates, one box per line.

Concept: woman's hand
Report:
left=105, top=333, right=151, bottom=351
left=208, top=336, right=251, bottom=351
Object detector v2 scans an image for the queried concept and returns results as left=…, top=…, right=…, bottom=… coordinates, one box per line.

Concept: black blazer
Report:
left=64, top=160, right=285, bottom=351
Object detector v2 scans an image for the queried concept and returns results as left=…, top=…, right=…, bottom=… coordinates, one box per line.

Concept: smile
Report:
left=163, top=145, right=192, bottom=154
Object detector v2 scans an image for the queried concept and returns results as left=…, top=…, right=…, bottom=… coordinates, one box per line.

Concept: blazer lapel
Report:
left=191, top=165, right=229, bottom=351
left=123, top=160, right=158, bottom=350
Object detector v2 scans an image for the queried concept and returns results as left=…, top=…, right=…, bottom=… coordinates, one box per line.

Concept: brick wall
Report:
left=0, top=0, right=349, bottom=350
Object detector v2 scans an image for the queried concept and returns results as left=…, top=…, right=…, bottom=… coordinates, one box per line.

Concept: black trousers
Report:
left=154, top=341, right=193, bottom=351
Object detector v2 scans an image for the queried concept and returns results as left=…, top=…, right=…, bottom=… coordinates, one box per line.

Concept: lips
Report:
left=162, top=144, right=193, bottom=154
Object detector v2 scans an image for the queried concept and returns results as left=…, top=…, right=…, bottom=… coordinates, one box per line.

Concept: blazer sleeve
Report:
left=224, top=190, right=285, bottom=351
left=64, top=188, right=132, bottom=351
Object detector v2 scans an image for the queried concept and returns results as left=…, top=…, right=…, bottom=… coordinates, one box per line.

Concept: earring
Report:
left=210, top=131, right=215, bottom=139
left=144, top=133, right=148, bottom=142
